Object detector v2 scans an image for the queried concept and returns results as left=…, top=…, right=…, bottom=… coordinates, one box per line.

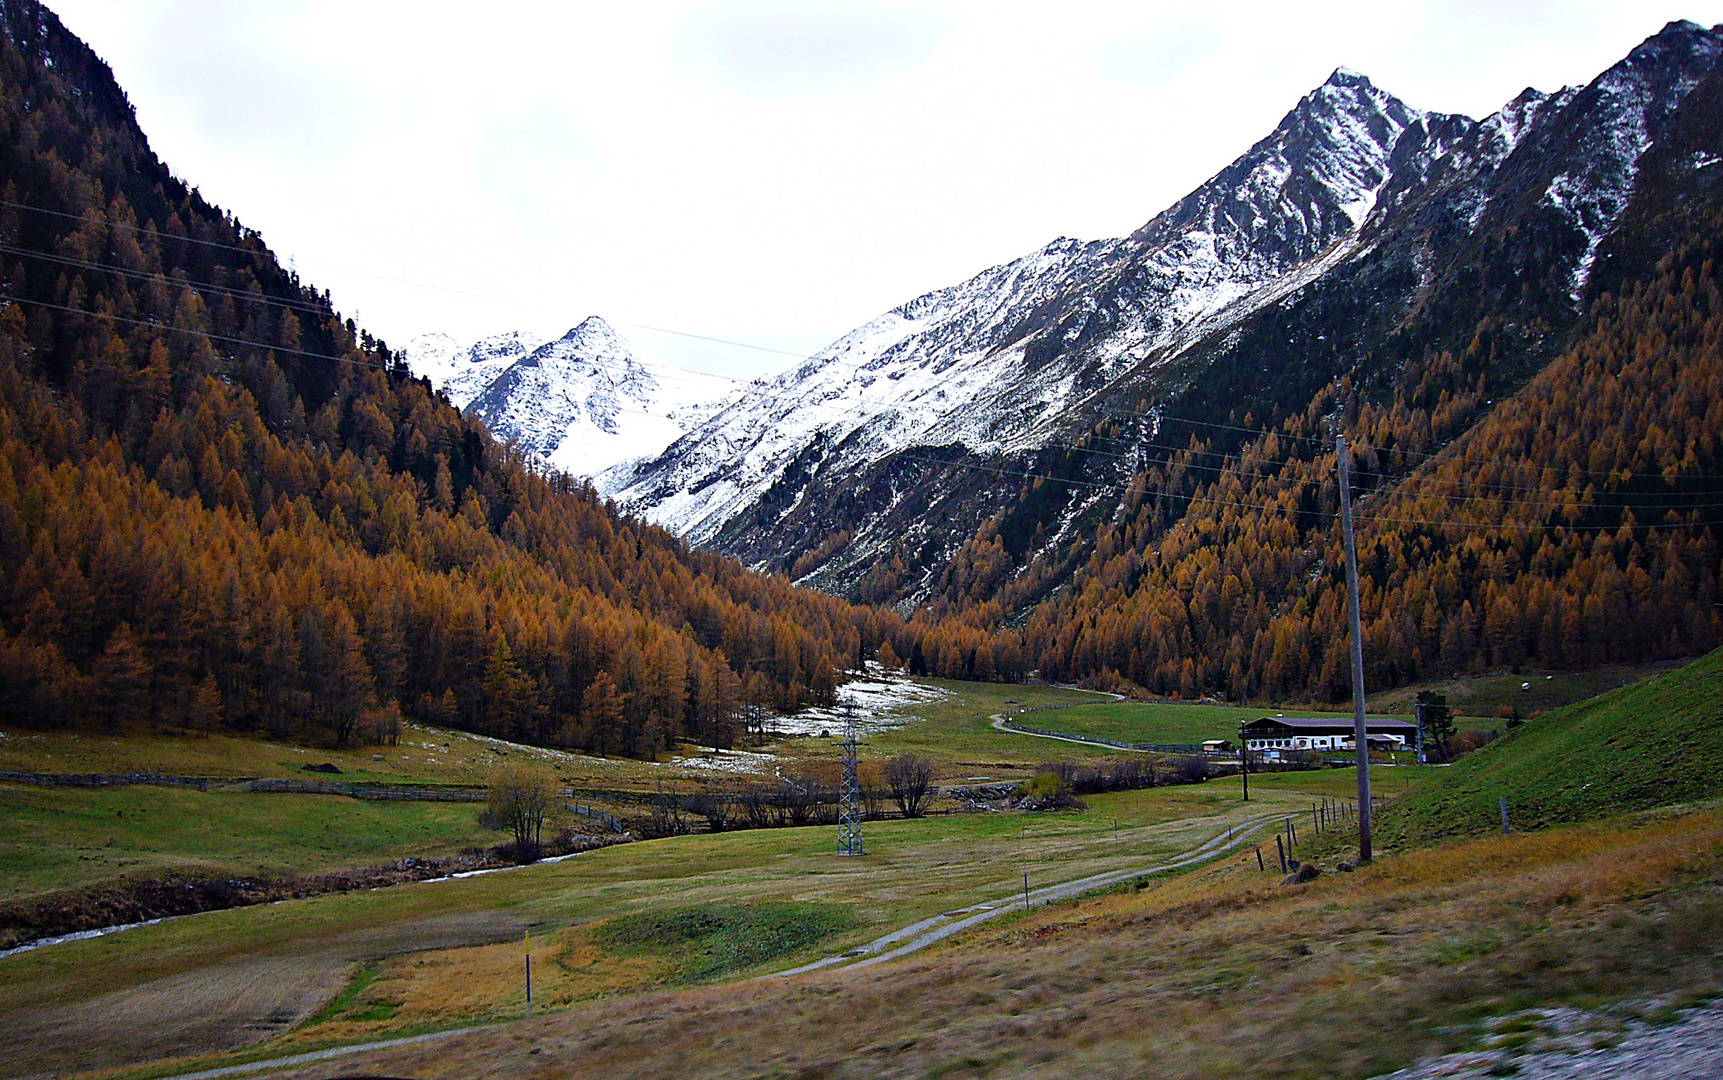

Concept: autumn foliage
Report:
left=0, top=4, right=905, bottom=752
left=1006, top=230, right=1723, bottom=699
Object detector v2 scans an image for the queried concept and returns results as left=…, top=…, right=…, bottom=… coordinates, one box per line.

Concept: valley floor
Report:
left=3, top=666, right=1719, bottom=1079
left=266, top=804, right=1723, bottom=1080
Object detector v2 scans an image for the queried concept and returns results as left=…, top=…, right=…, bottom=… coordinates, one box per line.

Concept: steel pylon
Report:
left=837, top=704, right=863, bottom=856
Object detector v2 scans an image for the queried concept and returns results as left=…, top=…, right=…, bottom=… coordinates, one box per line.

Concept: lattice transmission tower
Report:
left=837, top=704, right=864, bottom=856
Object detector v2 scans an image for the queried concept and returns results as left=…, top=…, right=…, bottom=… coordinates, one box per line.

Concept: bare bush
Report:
left=740, top=784, right=785, bottom=829
left=885, top=754, right=934, bottom=818
left=781, top=774, right=815, bottom=826
left=687, top=789, right=738, bottom=832
left=1166, top=754, right=1215, bottom=784
left=479, top=764, right=554, bottom=860
left=642, top=782, right=691, bottom=839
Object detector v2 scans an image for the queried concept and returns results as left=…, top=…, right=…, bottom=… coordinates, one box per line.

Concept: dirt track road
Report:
left=143, top=816, right=1271, bottom=1080
left=0, top=910, right=532, bottom=1080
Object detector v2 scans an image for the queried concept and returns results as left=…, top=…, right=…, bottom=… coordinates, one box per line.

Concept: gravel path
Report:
left=988, top=712, right=1160, bottom=753
left=768, top=814, right=1275, bottom=977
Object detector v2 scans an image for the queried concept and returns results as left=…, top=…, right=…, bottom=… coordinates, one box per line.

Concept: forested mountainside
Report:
left=1013, top=224, right=1723, bottom=698
left=0, top=0, right=908, bottom=754
left=610, top=20, right=1723, bottom=699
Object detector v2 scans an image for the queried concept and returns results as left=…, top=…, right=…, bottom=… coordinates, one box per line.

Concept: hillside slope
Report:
left=608, top=23, right=1722, bottom=604
left=1381, top=646, right=1723, bottom=844
left=596, top=22, right=1723, bottom=704
left=0, top=0, right=904, bottom=755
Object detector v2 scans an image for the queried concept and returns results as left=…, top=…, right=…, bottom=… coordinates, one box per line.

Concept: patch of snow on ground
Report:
left=764, top=663, right=951, bottom=738
left=666, top=746, right=778, bottom=775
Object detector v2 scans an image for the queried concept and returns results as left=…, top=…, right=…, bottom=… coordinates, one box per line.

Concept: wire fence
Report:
left=0, top=770, right=491, bottom=802
left=0, top=770, right=239, bottom=791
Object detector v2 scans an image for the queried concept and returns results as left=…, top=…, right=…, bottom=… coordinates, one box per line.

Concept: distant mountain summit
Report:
left=406, top=318, right=738, bottom=477
left=602, top=20, right=1723, bottom=605
left=403, top=330, right=542, bottom=410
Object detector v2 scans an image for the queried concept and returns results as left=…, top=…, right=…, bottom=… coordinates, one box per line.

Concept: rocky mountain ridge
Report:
left=600, top=20, right=1723, bottom=609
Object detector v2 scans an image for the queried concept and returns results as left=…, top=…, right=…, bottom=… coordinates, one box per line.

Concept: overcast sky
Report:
left=45, top=1, right=1723, bottom=379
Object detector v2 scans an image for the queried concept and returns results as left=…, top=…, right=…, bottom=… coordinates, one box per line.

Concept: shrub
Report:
left=1014, top=771, right=1086, bottom=810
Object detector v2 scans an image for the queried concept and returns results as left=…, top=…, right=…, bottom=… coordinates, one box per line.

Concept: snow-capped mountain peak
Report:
left=404, top=329, right=542, bottom=409
left=603, top=22, right=1723, bottom=598
left=413, top=317, right=740, bottom=480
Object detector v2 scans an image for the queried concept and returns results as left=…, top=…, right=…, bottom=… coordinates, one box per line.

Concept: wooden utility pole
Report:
left=1239, top=722, right=1249, bottom=802
left=1337, top=434, right=1373, bottom=863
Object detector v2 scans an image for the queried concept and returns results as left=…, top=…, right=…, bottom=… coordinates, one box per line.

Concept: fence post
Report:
left=1275, top=834, right=1287, bottom=873
left=1499, top=796, right=1510, bottom=834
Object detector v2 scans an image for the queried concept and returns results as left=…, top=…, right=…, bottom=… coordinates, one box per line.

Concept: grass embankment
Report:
left=0, top=784, right=499, bottom=902
left=285, top=803, right=1723, bottom=1080
left=1379, top=645, right=1723, bottom=847
left=0, top=722, right=657, bottom=788
left=1366, top=659, right=1687, bottom=719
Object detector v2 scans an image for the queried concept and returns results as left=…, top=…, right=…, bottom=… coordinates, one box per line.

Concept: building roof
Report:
left=1245, top=716, right=1418, bottom=732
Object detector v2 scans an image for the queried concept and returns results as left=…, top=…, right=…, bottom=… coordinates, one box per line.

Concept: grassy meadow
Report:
left=0, top=784, right=499, bottom=902
left=0, top=676, right=1114, bottom=914
left=1013, top=700, right=1390, bottom=746
left=0, top=774, right=1309, bottom=1078
left=311, top=801, right=1723, bottom=1080
left=3, top=651, right=1721, bottom=1080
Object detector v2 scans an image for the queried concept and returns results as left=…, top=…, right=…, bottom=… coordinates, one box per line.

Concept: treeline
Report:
left=0, top=1, right=910, bottom=754
left=1001, top=225, right=1723, bottom=699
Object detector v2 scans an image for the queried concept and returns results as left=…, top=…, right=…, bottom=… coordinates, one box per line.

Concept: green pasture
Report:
left=1244, top=764, right=1443, bottom=801
left=0, top=723, right=674, bottom=791
left=1365, top=659, right=1687, bottom=719
left=1380, top=646, right=1723, bottom=846
left=1011, top=701, right=1393, bottom=747
left=0, top=776, right=1311, bottom=1024
left=0, top=784, right=499, bottom=902
left=850, top=678, right=1121, bottom=765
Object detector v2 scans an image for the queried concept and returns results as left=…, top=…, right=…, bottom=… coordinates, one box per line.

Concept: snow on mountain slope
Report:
left=599, top=68, right=1432, bottom=543
left=603, top=22, right=1723, bottom=569
left=403, top=329, right=542, bottom=409
left=422, top=318, right=739, bottom=479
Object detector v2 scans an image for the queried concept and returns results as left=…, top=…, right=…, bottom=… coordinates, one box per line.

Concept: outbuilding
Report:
left=1240, top=716, right=1418, bottom=754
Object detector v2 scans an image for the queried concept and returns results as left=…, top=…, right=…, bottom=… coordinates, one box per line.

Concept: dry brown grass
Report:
left=272, top=806, right=1723, bottom=1080
left=0, top=956, right=351, bottom=1080
left=299, top=925, right=673, bottom=1044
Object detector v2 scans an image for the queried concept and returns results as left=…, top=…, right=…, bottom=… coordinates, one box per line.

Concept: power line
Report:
left=2, top=197, right=298, bottom=264
left=6, top=290, right=1719, bottom=540
left=875, top=445, right=1723, bottom=533
left=0, top=242, right=338, bottom=321
left=0, top=293, right=389, bottom=373
left=12, top=201, right=1723, bottom=506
